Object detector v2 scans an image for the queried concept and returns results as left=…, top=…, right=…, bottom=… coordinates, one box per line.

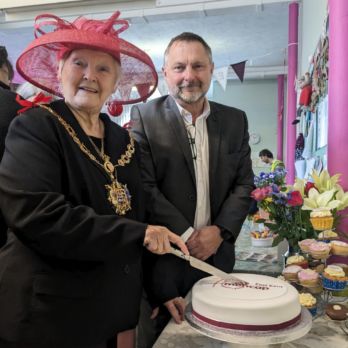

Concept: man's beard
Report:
left=172, top=82, right=206, bottom=104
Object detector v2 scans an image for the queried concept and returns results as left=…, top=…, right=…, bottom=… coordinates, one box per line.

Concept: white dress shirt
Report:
left=175, top=98, right=211, bottom=231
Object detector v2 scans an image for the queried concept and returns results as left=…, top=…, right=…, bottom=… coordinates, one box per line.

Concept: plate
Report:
left=185, top=304, right=312, bottom=345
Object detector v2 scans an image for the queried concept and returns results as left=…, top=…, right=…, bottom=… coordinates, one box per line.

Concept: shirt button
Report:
left=124, top=264, right=130, bottom=274
left=189, top=194, right=195, bottom=201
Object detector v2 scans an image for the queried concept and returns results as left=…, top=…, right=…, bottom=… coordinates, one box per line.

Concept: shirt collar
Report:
left=172, top=96, right=210, bottom=125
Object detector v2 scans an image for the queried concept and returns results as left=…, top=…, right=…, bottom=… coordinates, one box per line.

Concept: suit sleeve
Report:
left=213, top=111, right=254, bottom=242
left=130, top=105, right=191, bottom=234
left=0, top=111, right=146, bottom=262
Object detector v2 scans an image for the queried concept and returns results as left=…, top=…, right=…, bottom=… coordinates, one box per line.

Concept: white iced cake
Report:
left=192, top=273, right=301, bottom=331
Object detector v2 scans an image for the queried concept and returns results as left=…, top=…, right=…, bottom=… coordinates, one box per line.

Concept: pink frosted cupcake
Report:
left=298, top=239, right=316, bottom=253
left=298, top=269, right=319, bottom=287
left=282, top=265, right=303, bottom=281
left=309, top=241, right=331, bottom=260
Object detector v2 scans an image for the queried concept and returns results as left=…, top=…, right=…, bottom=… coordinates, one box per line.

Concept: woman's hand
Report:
left=144, top=225, right=189, bottom=255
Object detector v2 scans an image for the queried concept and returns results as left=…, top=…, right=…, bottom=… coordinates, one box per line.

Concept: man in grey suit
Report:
left=131, top=32, right=254, bottom=341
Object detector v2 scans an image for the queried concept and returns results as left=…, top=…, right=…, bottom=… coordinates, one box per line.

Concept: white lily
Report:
left=311, top=169, right=341, bottom=193
left=302, top=187, right=341, bottom=210
left=335, top=187, right=348, bottom=210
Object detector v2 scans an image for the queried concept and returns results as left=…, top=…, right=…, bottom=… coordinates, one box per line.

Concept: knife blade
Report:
left=170, top=247, right=246, bottom=283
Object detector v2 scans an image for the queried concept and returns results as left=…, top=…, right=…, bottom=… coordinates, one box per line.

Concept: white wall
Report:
left=212, top=78, right=278, bottom=173
left=299, top=0, right=328, bottom=75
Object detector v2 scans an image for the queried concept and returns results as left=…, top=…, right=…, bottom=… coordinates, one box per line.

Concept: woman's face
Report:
left=58, top=49, right=120, bottom=114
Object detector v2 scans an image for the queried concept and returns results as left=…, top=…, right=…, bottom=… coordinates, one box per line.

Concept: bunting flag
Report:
left=136, top=83, right=151, bottom=99
left=213, top=66, right=229, bottom=90
left=230, top=60, right=247, bottom=82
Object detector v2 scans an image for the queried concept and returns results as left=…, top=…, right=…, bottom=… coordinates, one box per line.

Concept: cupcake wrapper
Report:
left=322, top=277, right=347, bottom=290
left=307, top=306, right=317, bottom=316
left=310, top=217, right=333, bottom=231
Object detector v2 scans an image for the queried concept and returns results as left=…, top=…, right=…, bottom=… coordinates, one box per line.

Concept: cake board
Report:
left=185, top=303, right=312, bottom=347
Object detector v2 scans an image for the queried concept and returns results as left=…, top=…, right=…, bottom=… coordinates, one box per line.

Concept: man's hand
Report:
left=144, top=225, right=189, bottom=255
left=186, top=225, right=223, bottom=260
left=164, top=297, right=186, bottom=324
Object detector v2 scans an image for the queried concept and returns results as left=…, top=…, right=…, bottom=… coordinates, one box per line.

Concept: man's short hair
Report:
left=259, top=149, right=273, bottom=159
left=163, top=32, right=213, bottom=66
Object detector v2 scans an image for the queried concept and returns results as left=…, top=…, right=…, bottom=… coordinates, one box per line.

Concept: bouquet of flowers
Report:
left=251, top=169, right=348, bottom=250
left=294, top=170, right=348, bottom=233
left=251, top=169, right=314, bottom=250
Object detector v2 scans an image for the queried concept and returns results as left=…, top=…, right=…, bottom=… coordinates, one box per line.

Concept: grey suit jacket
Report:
left=131, top=95, right=254, bottom=303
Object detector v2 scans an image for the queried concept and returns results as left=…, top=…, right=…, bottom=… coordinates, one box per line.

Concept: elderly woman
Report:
left=0, top=11, right=187, bottom=348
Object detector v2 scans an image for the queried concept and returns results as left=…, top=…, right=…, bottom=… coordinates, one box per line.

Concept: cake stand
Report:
left=185, top=303, right=312, bottom=348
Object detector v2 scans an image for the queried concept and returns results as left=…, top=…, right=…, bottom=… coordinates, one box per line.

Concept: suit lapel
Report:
left=164, top=97, right=196, bottom=184
left=207, top=104, right=221, bottom=204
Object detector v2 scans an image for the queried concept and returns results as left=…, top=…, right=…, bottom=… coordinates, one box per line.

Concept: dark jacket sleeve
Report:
left=0, top=109, right=146, bottom=262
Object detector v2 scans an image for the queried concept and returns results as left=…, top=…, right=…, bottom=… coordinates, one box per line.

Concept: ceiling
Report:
left=0, top=0, right=292, bottom=81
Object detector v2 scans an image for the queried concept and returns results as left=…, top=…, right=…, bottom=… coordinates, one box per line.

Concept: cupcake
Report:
left=310, top=208, right=334, bottom=231
left=322, top=265, right=348, bottom=290
left=330, top=240, right=348, bottom=256
left=317, top=230, right=338, bottom=242
left=286, top=255, right=308, bottom=268
left=298, top=239, right=316, bottom=253
left=308, top=241, right=331, bottom=260
left=298, top=269, right=319, bottom=287
left=299, top=293, right=317, bottom=316
left=330, top=263, right=348, bottom=276
left=282, top=265, right=303, bottom=282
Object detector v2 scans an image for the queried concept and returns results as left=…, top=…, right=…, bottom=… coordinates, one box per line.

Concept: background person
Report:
left=0, top=12, right=187, bottom=348
left=259, top=148, right=285, bottom=172
left=131, top=32, right=254, bottom=345
left=0, top=46, right=20, bottom=248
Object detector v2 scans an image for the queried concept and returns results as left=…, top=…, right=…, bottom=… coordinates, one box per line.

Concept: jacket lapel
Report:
left=164, top=97, right=196, bottom=184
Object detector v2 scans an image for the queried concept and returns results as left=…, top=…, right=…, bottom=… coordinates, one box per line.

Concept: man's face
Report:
left=162, top=40, right=213, bottom=106
left=260, top=155, right=270, bottom=164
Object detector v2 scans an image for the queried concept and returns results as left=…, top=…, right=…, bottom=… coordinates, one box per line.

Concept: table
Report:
left=153, top=223, right=348, bottom=347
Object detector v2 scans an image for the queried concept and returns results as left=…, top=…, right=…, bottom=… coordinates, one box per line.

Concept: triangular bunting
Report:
left=213, top=66, right=229, bottom=91
left=230, top=60, right=247, bottom=82
left=136, top=83, right=151, bottom=99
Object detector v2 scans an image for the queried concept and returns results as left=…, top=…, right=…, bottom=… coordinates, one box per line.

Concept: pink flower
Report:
left=288, top=191, right=303, bottom=207
left=251, top=186, right=272, bottom=201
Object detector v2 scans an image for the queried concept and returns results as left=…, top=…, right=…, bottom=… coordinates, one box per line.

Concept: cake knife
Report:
left=170, top=247, right=247, bottom=283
